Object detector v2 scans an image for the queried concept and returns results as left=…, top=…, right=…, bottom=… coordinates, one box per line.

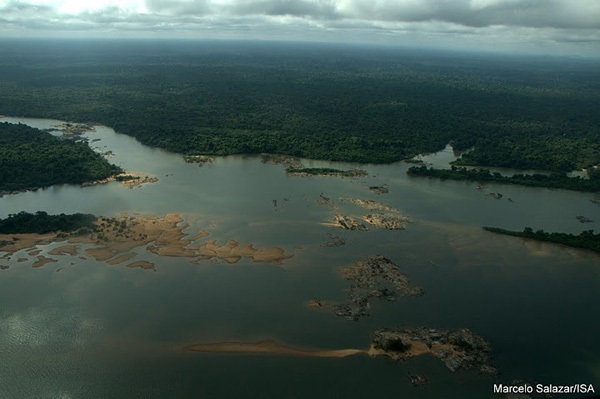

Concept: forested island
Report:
left=0, top=211, right=96, bottom=234
left=286, top=167, right=368, bottom=177
left=483, top=226, right=600, bottom=254
left=0, top=40, right=599, bottom=170
left=0, top=122, right=122, bottom=192
left=406, top=166, right=600, bottom=192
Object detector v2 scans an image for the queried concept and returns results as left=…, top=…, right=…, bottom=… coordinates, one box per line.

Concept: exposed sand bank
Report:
left=1, top=213, right=292, bottom=270
left=182, top=327, right=496, bottom=375
left=32, top=255, right=58, bottom=268
left=49, top=245, right=79, bottom=256
left=127, top=260, right=156, bottom=270
left=0, top=233, right=61, bottom=254
left=81, top=172, right=158, bottom=189
left=183, top=340, right=365, bottom=358
left=106, top=252, right=137, bottom=265
left=318, top=197, right=410, bottom=231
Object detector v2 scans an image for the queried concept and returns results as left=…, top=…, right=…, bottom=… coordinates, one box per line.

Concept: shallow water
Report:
left=1, top=117, right=599, bottom=398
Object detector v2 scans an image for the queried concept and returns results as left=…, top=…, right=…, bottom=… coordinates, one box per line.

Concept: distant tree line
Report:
left=406, top=166, right=600, bottom=192
left=483, top=226, right=600, bottom=254
left=0, top=211, right=96, bottom=234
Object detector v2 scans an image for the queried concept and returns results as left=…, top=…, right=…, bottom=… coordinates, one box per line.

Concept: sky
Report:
left=0, top=0, right=599, bottom=56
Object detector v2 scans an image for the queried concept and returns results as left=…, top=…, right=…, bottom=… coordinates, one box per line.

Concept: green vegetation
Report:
left=0, top=40, right=599, bottom=169
left=406, top=166, right=600, bottom=192
left=382, top=339, right=411, bottom=353
left=483, top=226, right=600, bottom=254
left=0, top=122, right=122, bottom=192
left=286, top=167, right=368, bottom=177
left=114, top=174, right=138, bottom=181
left=0, top=211, right=96, bottom=234
left=451, top=338, right=474, bottom=352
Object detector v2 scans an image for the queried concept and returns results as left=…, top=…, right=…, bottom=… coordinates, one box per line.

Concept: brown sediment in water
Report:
left=49, top=244, right=78, bottom=256
left=32, top=255, right=58, bottom=268
left=182, top=340, right=365, bottom=358
left=0, top=234, right=60, bottom=255
left=106, top=252, right=137, bottom=265
left=340, top=198, right=396, bottom=212
left=190, top=239, right=292, bottom=265
left=127, top=260, right=156, bottom=270
left=324, top=198, right=410, bottom=231
left=1, top=213, right=292, bottom=270
left=81, top=171, right=158, bottom=189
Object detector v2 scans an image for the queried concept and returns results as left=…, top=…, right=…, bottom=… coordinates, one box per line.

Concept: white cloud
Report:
left=0, top=0, right=599, bottom=56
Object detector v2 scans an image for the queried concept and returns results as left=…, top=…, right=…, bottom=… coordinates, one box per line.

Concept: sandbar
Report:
left=32, top=255, right=58, bottom=268
left=1, top=213, right=292, bottom=270
left=106, top=252, right=137, bottom=265
left=0, top=234, right=60, bottom=255
left=127, top=260, right=156, bottom=270
left=183, top=340, right=365, bottom=358
left=81, top=171, right=158, bottom=189
left=49, top=244, right=78, bottom=256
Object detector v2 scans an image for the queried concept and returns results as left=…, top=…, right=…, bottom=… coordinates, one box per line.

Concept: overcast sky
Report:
left=1, top=0, right=599, bottom=56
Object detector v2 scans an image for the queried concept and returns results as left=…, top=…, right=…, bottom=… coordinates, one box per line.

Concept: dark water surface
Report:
left=1, top=117, right=599, bottom=398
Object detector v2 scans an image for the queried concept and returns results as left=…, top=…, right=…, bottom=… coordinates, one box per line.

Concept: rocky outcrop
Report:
left=310, top=255, right=424, bottom=321
left=371, top=327, right=496, bottom=374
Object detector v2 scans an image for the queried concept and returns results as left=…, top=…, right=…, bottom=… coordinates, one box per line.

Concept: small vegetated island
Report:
left=0, top=122, right=122, bottom=193
left=483, top=226, right=600, bottom=254
left=285, top=167, right=368, bottom=178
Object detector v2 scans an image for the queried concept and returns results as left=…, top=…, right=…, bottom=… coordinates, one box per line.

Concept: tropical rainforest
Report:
left=0, top=122, right=122, bottom=191
left=0, top=211, right=96, bottom=234
left=407, top=165, right=600, bottom=192
left=0, top=39, right=599, bottom=171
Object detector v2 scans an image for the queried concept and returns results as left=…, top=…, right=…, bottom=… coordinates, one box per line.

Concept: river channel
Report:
left=0, top=117, right=599, bottom=398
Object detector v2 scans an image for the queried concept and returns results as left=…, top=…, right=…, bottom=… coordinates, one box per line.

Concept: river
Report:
left=0, top=117, right=599, bottom=399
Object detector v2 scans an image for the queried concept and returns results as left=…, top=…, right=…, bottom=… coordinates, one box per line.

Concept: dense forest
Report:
left=0, top=40, right=599, bottom=169
left=0, top=211, right=96, bottom=234
left=406, top=166, right=600, bottom=192
left=0, top=122, right=122, bottom=191
left=483, top=226, right=600, bottom=254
